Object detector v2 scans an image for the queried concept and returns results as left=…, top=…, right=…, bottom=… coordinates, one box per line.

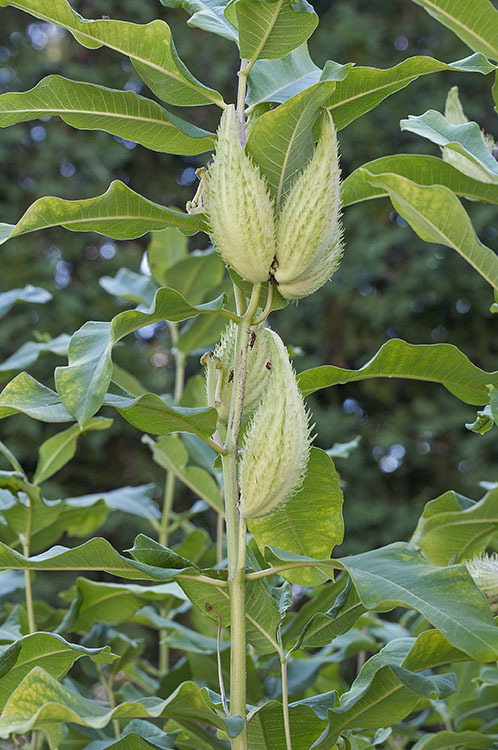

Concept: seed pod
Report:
left=206, top=105, right=275, bottom=283
left=239, top=329, right=312, bottom=519
left=443, top=86, right=497, bottom=184
left=465, top=553, right=498, bottom=613
left=274, top=110, right=343, bottom=298
left=205, top=321, right=272, bottom=423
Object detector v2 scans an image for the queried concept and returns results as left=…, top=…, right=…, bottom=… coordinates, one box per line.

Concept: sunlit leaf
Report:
left=0, top=284, right=51, bottom=318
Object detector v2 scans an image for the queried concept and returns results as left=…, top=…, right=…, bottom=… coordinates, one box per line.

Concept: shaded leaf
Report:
left=297, top=338, right=498, bottom=405
left=411, top=730, right=498, bottom=749
left=159, top=0, right=238, bottom=42
left=147, top=228, right=188, bottom=287
left=0, top=284, right=51, bottom=318
left=0, top=334, right=70, bottom=381
left=100, top=269, right=158, bottom=308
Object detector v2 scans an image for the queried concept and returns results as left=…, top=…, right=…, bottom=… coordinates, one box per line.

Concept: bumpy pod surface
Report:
left=443, top=86, right=497, bottom=185
left=239, top=329, right=312, bottom=519
left=274, top=110, right=343, bottom=299
left=205, top=321, right=272, bottom=423
left=206, top=105, right=275, bottom=283
left=465, top=553, right=498, bottom=613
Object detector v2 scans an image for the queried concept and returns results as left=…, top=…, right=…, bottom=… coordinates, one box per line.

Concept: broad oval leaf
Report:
left=297, top=338, right=498, bottom=405
left=411, top=0, right=498, bottom=60
left=342, top=154, right=498, bottom=206
left=0, top=181, right=206, bottom=249
left=363, top=171, right=498, bottom=289
left=0, top=0, right=224, bottom=106
left=325, top=54, right=495, bottom=131
left=249, top=448, right=344, bottom=586
left=0, top=373, right=73, bottom=423
left=0, top=76, right=215, bottom=154
left=55, top=288, right=225, bottom=425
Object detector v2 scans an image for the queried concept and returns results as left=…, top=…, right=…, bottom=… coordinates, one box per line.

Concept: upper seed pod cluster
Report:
left=203, top=105, right=343, bottom=300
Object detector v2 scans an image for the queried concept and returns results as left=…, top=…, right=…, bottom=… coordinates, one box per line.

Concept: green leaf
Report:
left=33, top=417, right=113, bottom=485
left=0, top=0, right=224, bottom=106
left=0, top=334, right=69, bottom=382
left=295, top=582, right=366, bottom=650
left=411, top=730, right=498, bottom=749
left=159, top=251, right=225, bottom=305
left=411, top=486, right=498, bottom=565
left=0, top=373, right=73, bottom=423
left=466, top=403, right=494, bottom=434
left=0, top=633, right=115, bottom=712
left=55, top=288, right=224, bottom=425
left=146, top=435, right=223, bottom=512
left=147, top=228, right=188, bottom=287
left=325, top=54, right=495, bottom=131
left=297, top=339, right=498, bottom=405
left=228, top=0, right=318, bottom=66
left=0, top=670, right=242, bottom=748
left=176, top=313, right=228, bottom=354
left=159, top=0, right=238, bottom=42
left=248, top=697, right=328, bottom=750
left=245, top=80, right=337, bottom=203
left=342, top=154, right=498, bottom=207
left=0, top=284, right=51, bottom=318
left=410, top=0, right=498, bottom=60
left=247, top=43, right=353, bottom=106
left=400, top=110, right=498, bottom=183
left=249, top=449, right=344, bottom=586
left=0, top=76, right=215, bottom=154
left=63, top=484, right=160, bottom=522
left=100, top=269, right=158, bottom=308
left=363, top=171, right=498, bottom=289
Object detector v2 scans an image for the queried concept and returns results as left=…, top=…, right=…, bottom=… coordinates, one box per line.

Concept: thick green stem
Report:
left=280, top=649, right=292, bottom=750
left=222, top=284, right=261, bottom=749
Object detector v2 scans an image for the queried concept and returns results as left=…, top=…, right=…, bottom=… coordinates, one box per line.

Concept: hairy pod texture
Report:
left=204, top=321, right=272, bottom=423
left=274, top=110, right=344, bottom=299
left=238, top=329, right=312, bottom=519
left=465, top=553, right=498, bottom=613
left=206, top=105, right=276, bottom=283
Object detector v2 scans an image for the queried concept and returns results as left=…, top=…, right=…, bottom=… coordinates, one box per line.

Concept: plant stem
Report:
left=281, top=652, right=292, bottom=750
left=236, top=59, right=249, bottom=145
left=222, top=284, right=261, bottom=749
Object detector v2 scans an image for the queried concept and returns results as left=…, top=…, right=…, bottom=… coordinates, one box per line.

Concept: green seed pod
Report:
left=443, top=86, right=497, bottom=185
left=274, top=110, right=343, bottom=299
left=204, top=321, right=272, bottom=423
left=465, top=553, right=498, bottom=613
left=239, top=329, right=312, bottom=519
left=206, top=105, right=276, bottom=283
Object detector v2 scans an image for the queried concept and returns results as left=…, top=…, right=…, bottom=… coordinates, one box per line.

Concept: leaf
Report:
left=410, top=0, right=498, bottom=60
left=342, top=154, right=498, bottom=207
left=0, top=0, right=224, bottom=106
left=0, top=181, right=205, bottom=249
left=411, top=730, right=498, bottom=749
left=159, top=0, right=238, bottom=42
left=411, top=486, right=498, bottom=565
left=325, top=54, right=496, bottom=131
left=0, top=284, right=51, bottom=318
left=229, top=0, right=318, bottom=66
left=0, top=373, right=73, bottom=423
left=0, top=76, right=215, bottom=154
left=55, top=288, right=224, bottom=425
left=0, top=670, right=242, bottom=748
left=245, top=80, right=337, bottom=203
left=0, top=633, right=115, bottom=712
left=147, top=228, right=188, bottom=287
left=33, top=417, right=113, bottom=485
left=0, top=334, right=70, bottom=381
left=63, top=484, right=160, bottom=522
left=100, top=269, right=158, bottom=308
left=146, top=435, right=223, bottom=512
left=176, top=313, right=228, bottom=354
left=249, top=449, right=344, bottom=586
left=364, top=171, right=498, bottom=289
left=247, top=698, right=328, bottom=750
left=297, top=338, right=498, bottom=405
left=160, top=251, right=225, bottom=305
left=400, top=110, right=498, bottom=182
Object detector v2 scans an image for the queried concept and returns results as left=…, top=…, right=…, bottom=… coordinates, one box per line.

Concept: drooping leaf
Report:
left=0, top=373, right=73, bottom=423
left=0, top=76, right=215, bottom=154
left=411, top=486, right=498, bottom=565
left=401, top=110, right=498, bottom=182
left=0, top=669, right=242, bottom=748
left=297, top=339, right=498, bottom=405
left=227, top=0, right=318, bottom=66
left=0, top=0, right=224, bottom=106
left=0, top=181, right=206, bottom=249
left=410, top=0, right=498, bottom=60
left=342, top=154, right=498, bottom=206
left=245, top=80, right=337, bottom=203
left=0, top=633, right=115, bottom=712
left=100, top=269, right=158, bottom=308
left=33, top=417, right=113, bottom=484
left=0, top=284, right=51, bottom=318
left=159, top=0, right=238, bottom=42
left=55, top=288, right=224, bottom=425
left=249, top=449, right=344, bottom=586
left=0, top=334, right=70, bottom=381
left=325, top=54, right=496, bottom=130
left=63, top=484, right=160, bottom=522
left=364, top=172, right=498, bottom=289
